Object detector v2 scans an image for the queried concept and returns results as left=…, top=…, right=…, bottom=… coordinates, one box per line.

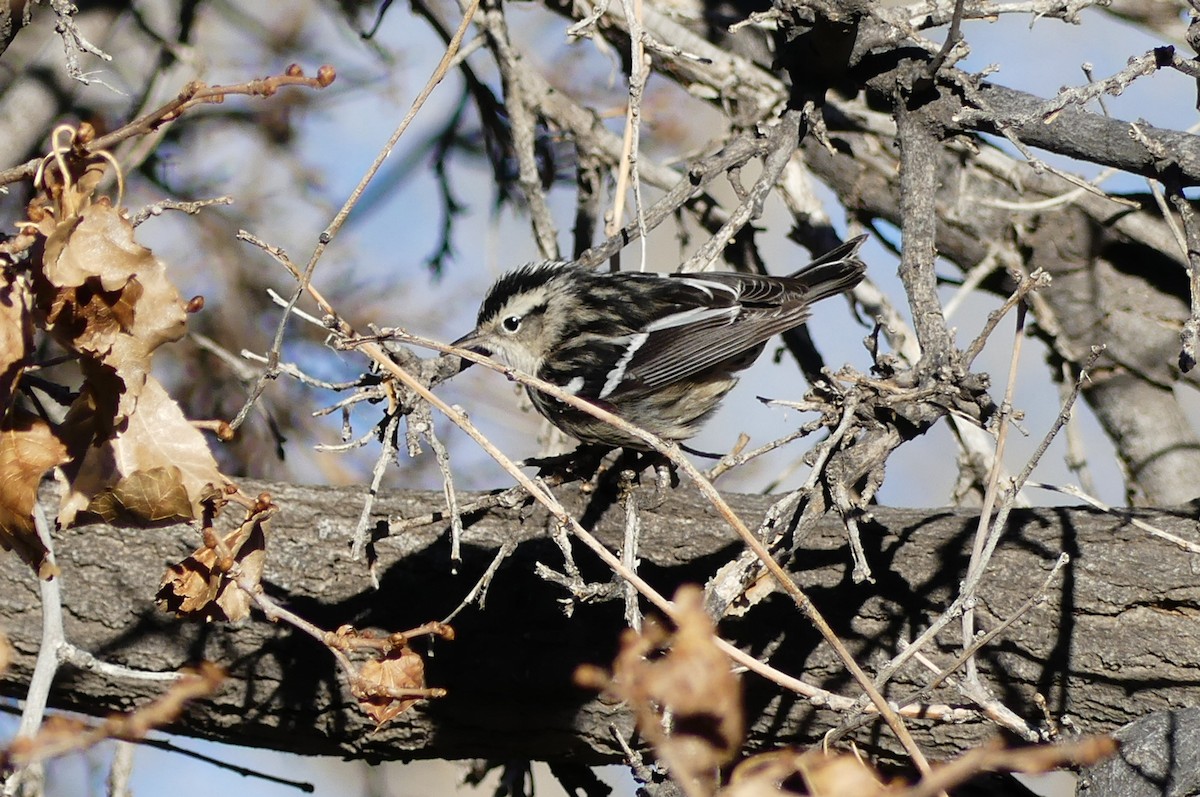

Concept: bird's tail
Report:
left=790, top=234, right=868, bottom=301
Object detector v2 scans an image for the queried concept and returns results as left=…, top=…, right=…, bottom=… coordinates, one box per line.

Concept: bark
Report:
left=3, top=480, right=1200, bottom=766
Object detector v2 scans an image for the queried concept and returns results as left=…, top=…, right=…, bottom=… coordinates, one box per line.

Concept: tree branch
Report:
left=3, top=481, right=1200, bottom=766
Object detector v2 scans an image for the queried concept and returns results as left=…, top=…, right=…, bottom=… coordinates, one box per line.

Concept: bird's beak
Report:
left=450, top=330, right=489, bottom=372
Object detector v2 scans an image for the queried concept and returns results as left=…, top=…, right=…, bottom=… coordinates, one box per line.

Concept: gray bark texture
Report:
left=3, top=480, right=1200, bottom=767
left=1079, top=709, right=1200, bottom=797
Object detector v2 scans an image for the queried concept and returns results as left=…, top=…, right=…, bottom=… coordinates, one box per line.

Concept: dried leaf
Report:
left=43, top=199, right=154, bottom=291
left=213, top=521, right=265, bottom=622
left=157, top=508, right=267, bottom=622
left=43, top=277, right=140, bottom=358
left=357, top=646, right=427, bottom=728
left=85, top=466, right=194, bottom=524
left=802, top=752, right=889, bottom=797
left=59, top=377, right=228, bottom=528
left=0, top=270, right=33, bottom=408
left=723, top=750, right=888, bottom=797
left=0, top=411, right=69, bottom=578
left=582, top=585, right=743, bottom=795
left=36, top=201, right=187, bottom=424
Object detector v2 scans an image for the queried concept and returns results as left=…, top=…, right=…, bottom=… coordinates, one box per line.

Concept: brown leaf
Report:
left=157, top=508, right=267, bottom=622
left=85, top=466, right=194, bottom=524
left=43, top=200, right=152, bottom=291
left=59, top=377, right=228, bottom=528
left=213, top=519, right=265, bottom=622
left=723, top=750, right=889, bottom=797
left=357, top=646, right=427, bottom=728
left=0, top=411, right=69, bottom=578
left=0, top=270, right=33, bottom=409
left=36, top=202, right=187, bottom=424
left=43, top=277, right=141, bottom=357
left=582, top=585, right=744, bottom=795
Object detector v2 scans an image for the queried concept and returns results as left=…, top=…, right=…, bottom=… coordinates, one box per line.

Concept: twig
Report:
left=227, top=0, right=476, bottom=429
left=441, top=542, right=517, bottom=623
left=620, top=470, right=643, bottom=631
left=901, top=736, right=1115, bottom=797
left=475, top=1, right=560, bottom=259
left=128, top=736, right=315, bottom=792
left=1031, top=482, right=1200, bottom=553
left=130, top=195, right=233, bottom=227
left=422, top=411, right=465, bottom=571
left=1162, top=173, right=1200, bottom=371
left=942, top=244, right=1002, bottom=320
left=576, top=133, right=770, bottom=269
left=0, top=68, right=335, bottom=187
left=264, top=288, right=329, bottom=328
left=609, top=0, right=650, bottom=271
left=230, top=563, right=449, bottom=707
left=1011, top=345, right=1104, bottom=491
left=1057, top=359, right=1097, bottom=496
left=386, top=485, right=529, bottom=537
left=679, top=110, right=801, bottom=273
left=961, top=301, right=1028, bottom=685
left=3, top=506, right=63, bottom=797
left=107, top=741, right=134, bottom=797
left=2, top=664, right=224, bottom=771
left=831, top=552, right=1069, bottom=743
left=926, top=0, right=967, bottom=75
left=962, top=270, right=1051, bottom=368
left=58, top=644, right=182, bottom=683
left=351, top=411, right=401, bottom=575
left=1038, top=49, right=1162, bottom=122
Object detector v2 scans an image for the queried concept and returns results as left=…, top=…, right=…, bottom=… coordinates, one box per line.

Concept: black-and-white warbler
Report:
left=454, top=236, right=867, bottom=449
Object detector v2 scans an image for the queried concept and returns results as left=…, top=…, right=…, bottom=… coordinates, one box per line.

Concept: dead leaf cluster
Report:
left=157, top=498, right=272, bottom=622
left=332, top=622, right=455, bottom=728
left=0, top=125, right=229, bottom=578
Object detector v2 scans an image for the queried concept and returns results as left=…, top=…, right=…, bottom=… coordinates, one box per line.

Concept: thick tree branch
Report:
left=3, top=481, right=1200, bottom=766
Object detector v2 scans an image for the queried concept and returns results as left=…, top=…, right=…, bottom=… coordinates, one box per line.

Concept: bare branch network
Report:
left=3, top=0, right=1200, bottom=795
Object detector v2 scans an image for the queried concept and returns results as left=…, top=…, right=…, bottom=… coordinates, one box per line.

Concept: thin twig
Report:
left=228, top=0, right=477, bottom=430
left=679, top=110, right=801, bottom=273
left=620, top=470, right=643, bottom=631
left=0, top=69, right=334, bottom=187
left=962, top=301, right=1028, bottom=685
left=441, top=542, right=517, bottom=623
left=476, top=0, right=560, bottom=259
left=351, top=412, right=401, bottom=574
left=3, top=506, right=62, bottom=797
left=1031, top=482, right=1200, bottom=554
left=129, top=195, right=233, bottom=227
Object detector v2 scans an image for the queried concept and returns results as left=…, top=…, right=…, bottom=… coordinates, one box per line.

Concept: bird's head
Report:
left=453, top=261, right=577, bottom=375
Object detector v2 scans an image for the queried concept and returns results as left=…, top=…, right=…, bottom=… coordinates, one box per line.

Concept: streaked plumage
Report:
left=454, top=236, right=867, bottom=449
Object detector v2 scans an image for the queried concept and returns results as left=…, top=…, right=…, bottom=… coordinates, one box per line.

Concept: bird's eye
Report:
left=502, top=315, right=522, bottom=333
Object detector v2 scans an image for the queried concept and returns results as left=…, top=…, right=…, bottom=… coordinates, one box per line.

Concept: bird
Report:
left=452, top=236, right=867, bottom=450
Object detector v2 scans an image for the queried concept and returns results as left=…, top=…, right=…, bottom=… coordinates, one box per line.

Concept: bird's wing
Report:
left=609, top=300, right=812, bottom=396
left=611, top=237, right=867, bottom=395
